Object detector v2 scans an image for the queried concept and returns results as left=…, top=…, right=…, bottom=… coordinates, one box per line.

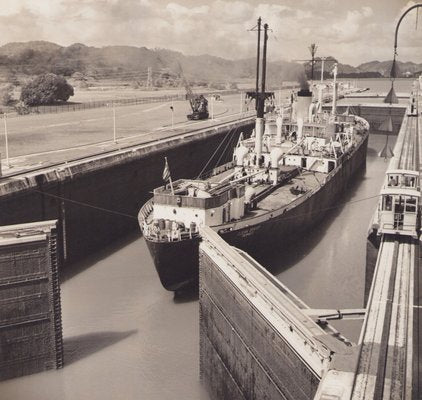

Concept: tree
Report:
left=20, top=73, right=74, bottom=106
left=0, top=84, right=14, bottom=106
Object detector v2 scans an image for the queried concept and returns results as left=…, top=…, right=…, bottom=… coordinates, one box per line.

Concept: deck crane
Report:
left=178, top=63, right=209, bottom=120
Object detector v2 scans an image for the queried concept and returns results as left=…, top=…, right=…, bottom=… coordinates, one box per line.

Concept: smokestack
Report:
left=298, top=71, right=310, bottom=91
left=296, top=89, right=312, bottom=122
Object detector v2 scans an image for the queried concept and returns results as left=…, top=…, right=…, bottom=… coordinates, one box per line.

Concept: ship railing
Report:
left=199, top=161, right=235, bottom=180
left=138, top=198, right=154, bottom=224
left=143, top=222, right=201, bottom=242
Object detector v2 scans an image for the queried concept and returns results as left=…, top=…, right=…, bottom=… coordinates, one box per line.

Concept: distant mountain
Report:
left=0, top=41, right=420, bottom=87
left=356, top=60, right=422, bottom=77
left=0, top=41, right=305, bottom=85
left=0, top=40, right=62, bottom=57
left=304, top=56, right=422, bottom=79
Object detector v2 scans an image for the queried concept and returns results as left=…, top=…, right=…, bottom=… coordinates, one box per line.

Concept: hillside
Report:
left=0, top=41, right=420, bottom=87
left=0, top=41, right=305, bottom=85
left=357, top=60, right=422, bottom=77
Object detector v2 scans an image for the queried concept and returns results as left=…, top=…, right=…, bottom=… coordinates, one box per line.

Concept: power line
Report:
left=28, top=183, right=380, bottom=225
left=30, top=188, right=138, bottom=220
left=6, top=164, right=382, bottom=226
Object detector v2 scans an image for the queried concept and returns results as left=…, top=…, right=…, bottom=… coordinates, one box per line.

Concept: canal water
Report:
left=0, top=79, right=409, bottom=400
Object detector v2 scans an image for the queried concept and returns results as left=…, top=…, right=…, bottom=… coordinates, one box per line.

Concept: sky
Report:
left=0, top=0, right=421, bottom=66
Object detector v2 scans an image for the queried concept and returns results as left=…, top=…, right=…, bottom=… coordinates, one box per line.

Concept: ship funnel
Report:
left=255, top=118, right=264, bottom=162
left=296, top=89, right=312, bottom=123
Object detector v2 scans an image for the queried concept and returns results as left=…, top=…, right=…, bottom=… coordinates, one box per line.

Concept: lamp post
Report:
left=112, top=102, right=117, bottom=143
left=386, top=3, right=422, bottom=104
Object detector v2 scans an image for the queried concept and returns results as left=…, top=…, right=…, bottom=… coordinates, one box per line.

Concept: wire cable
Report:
left=196, top=126, right=235, bottom=179
left=30, top=187, right=138, bottom=220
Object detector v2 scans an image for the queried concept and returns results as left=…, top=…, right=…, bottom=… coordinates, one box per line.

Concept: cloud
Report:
left=0, top=0, right=420, bottom=65
left=166, top=3, right=209, bottom=17
left=323, top=7, right=374, bottom=43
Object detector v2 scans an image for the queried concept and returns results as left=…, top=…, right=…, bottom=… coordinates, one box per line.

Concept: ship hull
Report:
left=144, top=133, right=369, bottom=291
left=222, top=135, right=369, bottom=252
left=145, top=237, right=201, bottom=291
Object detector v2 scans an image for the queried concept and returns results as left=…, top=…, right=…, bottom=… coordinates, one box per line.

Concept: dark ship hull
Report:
left=146, top=236, right=201, bottom=291
left=144, top=133, right=369, bottom=291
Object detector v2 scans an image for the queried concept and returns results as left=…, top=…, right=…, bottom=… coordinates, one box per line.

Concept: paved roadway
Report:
left=0, top=93, right=265, bottom=176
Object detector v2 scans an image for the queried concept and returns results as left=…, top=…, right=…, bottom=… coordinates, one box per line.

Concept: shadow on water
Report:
left=256, top=165, right=367, bottom=276
left=64, top=330, right=137, bottom=366
left=367, top=146, right=379, bottom=156
left=61, top=231, right=140, bottom=282
left=173, top=284, right=199, bottom=303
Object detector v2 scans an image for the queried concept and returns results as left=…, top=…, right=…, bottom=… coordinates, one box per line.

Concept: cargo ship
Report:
left=138, top=21, right=370, bottom=291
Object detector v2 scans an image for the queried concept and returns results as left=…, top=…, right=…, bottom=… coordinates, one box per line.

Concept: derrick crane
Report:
left=178, top=63, right=209, bottom=120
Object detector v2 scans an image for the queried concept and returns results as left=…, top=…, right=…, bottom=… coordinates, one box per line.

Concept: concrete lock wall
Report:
left=0, top=120, right=253, bottom=265
left=332, top=105, right=406, bottom=134
left=199, top=250, right=320, bottom=400
left=0, top=221, right=63, bottom=380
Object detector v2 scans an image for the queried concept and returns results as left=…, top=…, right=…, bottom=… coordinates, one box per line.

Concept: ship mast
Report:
left=255, top=22, right=269, bottom=164
left=255, top=17, right=261, bottom=111
left=246, top=18, right=272, bottom=166
left=247, top=18, right=271, bottom=116
left=258, top=23, right=268, bottom=118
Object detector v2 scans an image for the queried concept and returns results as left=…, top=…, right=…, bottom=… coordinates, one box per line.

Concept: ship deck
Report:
left=252, top=170, right=324, bottom=215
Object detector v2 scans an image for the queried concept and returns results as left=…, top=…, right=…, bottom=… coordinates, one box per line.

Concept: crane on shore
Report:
left=177, top=63, right=209, bottom=120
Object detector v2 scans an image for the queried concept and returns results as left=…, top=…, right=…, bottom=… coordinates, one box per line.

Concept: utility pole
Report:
left=171, top=100, right=174, bottom=129
left=308, top=43, right=318, bottom=84
left=3, top=113, right=9, bottom=168
left=112, top=102, right=117, bottom=143
left=239, top=92, right=243, bottom=115
left=293, top=54, right=336, bottom=86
